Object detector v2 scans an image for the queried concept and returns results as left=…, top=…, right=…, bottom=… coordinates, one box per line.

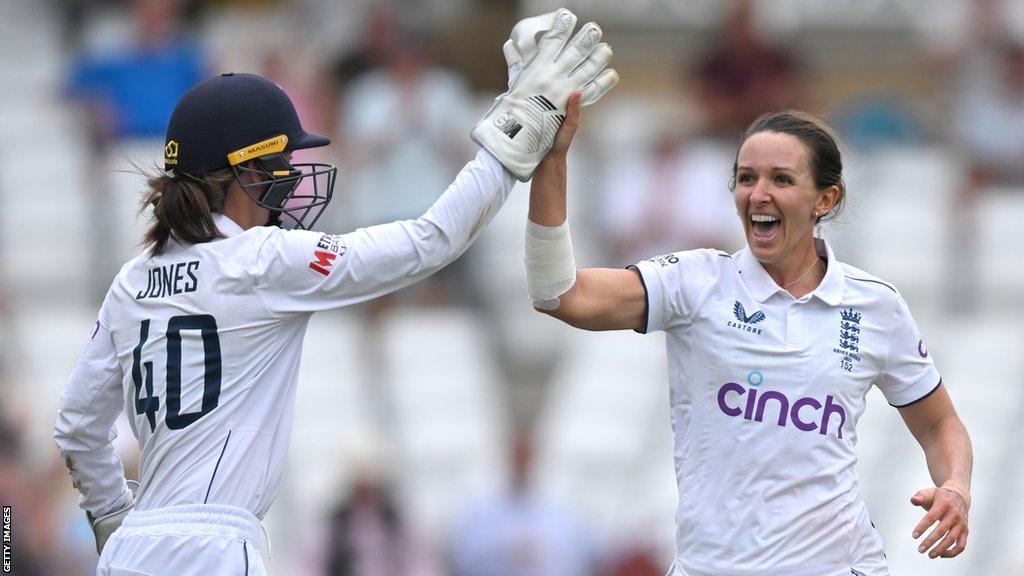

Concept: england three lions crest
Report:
left=834, top=308, right=862, bottom=372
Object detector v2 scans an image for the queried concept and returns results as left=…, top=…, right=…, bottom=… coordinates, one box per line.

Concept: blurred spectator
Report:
left=694, top=0, right=803, bottom=138
left=832, top=94, right=925, bottom=151
left=63, top=0, right=208, bottom=300
left=262, top=49, right=335, bottom=160
left=952, top=36, right=1024, bottom=201
left=333, top=22, right=475, bottom=307
left=598, top=131, right=739, bottom=266
left=331, top=5, right=402, bottom=104
left=0, top=417, right=84, bottom=574
left=64, top=0, right=206, bottom=142
left=336, top=27, right=472, bottom=228
left=325, top=470, right=437, bottom=576
left=449, top=432, right=593, bottom=576
left=934, top=1, right=1024, bottom=310
left=600, top=547, right=666, bottom=576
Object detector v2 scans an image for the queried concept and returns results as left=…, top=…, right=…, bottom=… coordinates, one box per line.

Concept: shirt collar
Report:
left=735, top=237, right=844, bottom=305
left=214, top=213, right=245, bottom=238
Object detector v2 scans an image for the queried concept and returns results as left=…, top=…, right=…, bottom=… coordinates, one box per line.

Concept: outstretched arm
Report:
left=898, top=385, right=973, bottom=558
left=255, top=10, right=618, bottom=314
left=526, top=92, right=646, bottom=331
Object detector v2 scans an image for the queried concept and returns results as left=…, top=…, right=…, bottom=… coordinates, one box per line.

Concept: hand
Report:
left=910, top=484, right=970, bottom=558
left=88, top=480, right=139, bottom=555
left=472, top=8, right=618, bottom=181
left=548, top=91, right=581, bottom=159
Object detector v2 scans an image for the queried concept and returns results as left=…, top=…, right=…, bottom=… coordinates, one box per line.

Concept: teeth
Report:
left=751, top=214, right=779, bottom=223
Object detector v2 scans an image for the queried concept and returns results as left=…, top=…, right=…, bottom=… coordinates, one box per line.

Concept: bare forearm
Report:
left=528, top=153, right=568, bottom=226
left=922, top=416, right=973, bottom=498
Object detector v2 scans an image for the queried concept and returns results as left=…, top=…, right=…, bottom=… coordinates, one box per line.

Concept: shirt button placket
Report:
left=786, top=304, right=804, bottom=350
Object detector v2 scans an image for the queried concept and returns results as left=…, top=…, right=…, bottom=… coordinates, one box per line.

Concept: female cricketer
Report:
left=53, top=9, right=618, bottom=575
left=523, top=95, right=973, bottom=576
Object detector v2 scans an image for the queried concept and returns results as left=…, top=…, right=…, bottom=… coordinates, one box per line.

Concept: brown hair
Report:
left=140, top=169, right=234, bottom=255
left=730, top=110, right=846, bottom=223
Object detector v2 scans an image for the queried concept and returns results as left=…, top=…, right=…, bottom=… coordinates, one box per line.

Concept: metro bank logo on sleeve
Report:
left=716, top=370, right=848, bottom=439
left=308, top=234, right=346, bottom=276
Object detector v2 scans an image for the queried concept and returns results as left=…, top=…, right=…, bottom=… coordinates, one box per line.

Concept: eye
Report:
left=773, top=174, right=793, bottom=185
left=737, top=173, right=756, bottom=185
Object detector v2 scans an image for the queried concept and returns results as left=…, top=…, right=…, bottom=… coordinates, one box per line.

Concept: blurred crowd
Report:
left=3, top=0, right=1024, bottom=574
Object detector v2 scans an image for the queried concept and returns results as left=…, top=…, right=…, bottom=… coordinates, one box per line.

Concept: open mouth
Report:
left=750, top=214, right=781, bottom=241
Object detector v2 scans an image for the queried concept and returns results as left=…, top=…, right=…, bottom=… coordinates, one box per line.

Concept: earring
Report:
left=814, top=211, right=819, bottom=217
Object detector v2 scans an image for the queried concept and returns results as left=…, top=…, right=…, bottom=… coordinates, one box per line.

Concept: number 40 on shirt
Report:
left=132, top=314, right=222, bottom=432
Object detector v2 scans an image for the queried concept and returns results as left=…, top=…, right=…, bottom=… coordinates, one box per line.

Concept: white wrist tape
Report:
left=525, top=219, right=577, bottom=309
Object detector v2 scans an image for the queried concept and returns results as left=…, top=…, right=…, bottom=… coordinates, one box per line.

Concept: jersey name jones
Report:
left=136, top=261, right=200, bottom=300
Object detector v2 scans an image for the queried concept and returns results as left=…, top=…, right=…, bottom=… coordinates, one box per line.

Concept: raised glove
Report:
left=473, top=8, right=619, bottom=181
left=88, top=480, right=139, bottom=554
left=502, top=9, right=618, bottom=107
left=502, top=10, right=556, bottom=87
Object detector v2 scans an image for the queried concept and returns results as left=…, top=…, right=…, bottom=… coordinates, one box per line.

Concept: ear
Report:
left=236, top=160, right=263, bottom=184
left=814, top=185, right=841, bottom=219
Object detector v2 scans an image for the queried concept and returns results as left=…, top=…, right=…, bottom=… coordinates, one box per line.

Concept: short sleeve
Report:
left=873, top=296, right=941, bottom=407
left=632, top=250, right=722, bottom=333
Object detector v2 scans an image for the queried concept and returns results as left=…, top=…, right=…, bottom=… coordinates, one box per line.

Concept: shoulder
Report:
left=636, top=248, right=733, bottom=296
left=837, top=261, right=899, bottom=297
left=643, top=248, right=732, bottom=272
left=835, top=261, right=905, bottom=315
left=255, top=227, right=344, bottom=251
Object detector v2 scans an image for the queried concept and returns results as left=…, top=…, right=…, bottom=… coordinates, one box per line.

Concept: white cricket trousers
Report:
left=96, top=504, right=266, bottom=576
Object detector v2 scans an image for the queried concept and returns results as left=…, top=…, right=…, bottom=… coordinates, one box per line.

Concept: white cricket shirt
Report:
left=633, top=238, right=940, bottom=576
left=55, top=149, right=514, bottom=519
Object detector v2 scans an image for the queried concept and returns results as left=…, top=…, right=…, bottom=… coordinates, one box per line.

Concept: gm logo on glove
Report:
left=494, top=112, right=523, bottom=139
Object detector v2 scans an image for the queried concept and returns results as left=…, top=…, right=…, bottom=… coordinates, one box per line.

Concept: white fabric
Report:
left=501, top=9, right=618, bottom=106
left=54, top=149, right=514, bottom=526
left=92, top=480, right=139, bottom=554
left=472, top=8, right=617, bottom=181
left=633, top=237, right=940, bottom=576
left=97, top=504, right=265, bottom=576
left=525, top=219, right=577, bottom=308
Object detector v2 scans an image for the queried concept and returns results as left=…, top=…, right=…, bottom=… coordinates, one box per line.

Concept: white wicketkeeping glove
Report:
left=87, top=480, right=139, bottom=554
left=473, top=8, right=619, bottom=181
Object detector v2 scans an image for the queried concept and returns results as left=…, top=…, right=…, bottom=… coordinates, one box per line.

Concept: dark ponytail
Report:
left=140, top=168, right=233, bottom=256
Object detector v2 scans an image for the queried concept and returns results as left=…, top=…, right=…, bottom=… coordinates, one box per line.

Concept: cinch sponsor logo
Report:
left=649, top=254, right=679, bottom=268
left=308, top=249, right=336, bottom=276
left=716, top=371, right=848, bottom=439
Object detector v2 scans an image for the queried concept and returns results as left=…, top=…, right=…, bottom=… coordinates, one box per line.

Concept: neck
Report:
left=221, top=188, right=269, bottom=230
left=762, top=238, right=825, bottom=297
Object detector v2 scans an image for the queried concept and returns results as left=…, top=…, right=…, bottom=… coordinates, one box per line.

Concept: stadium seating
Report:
left=377, top=306, right=507, bottom=540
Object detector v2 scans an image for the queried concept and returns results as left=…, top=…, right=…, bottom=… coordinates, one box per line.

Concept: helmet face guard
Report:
left=228, top=136, right=337, bottom=230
